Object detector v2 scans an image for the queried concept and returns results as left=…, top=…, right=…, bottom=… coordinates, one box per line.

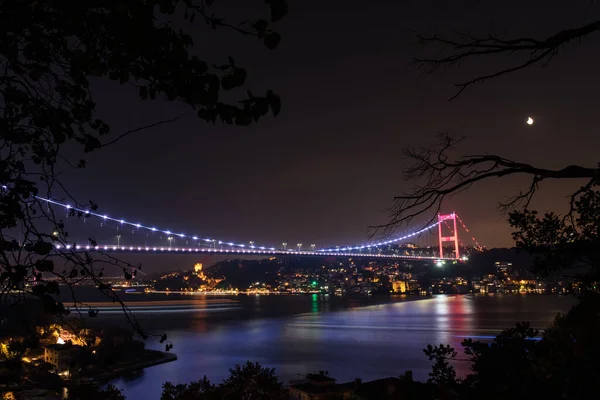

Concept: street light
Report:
left=311, top=244, right=316, bottom=252
left=116, top=235, right=121, bottom=247
left=249, top=241, right=255, bottom=248
left=282, top=242, right=287, bottom=250
left=167, top=236, right=173, bottom=249
left=297, top=243, right=302, bottom=251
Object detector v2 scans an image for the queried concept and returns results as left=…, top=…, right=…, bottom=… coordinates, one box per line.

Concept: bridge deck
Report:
left=53, top=244, right=457, bottom=261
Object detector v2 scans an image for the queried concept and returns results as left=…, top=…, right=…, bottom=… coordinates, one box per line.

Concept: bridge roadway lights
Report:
left=37, top=196, right=459, bottom=257
left=52, top=244, right=459, bottom=262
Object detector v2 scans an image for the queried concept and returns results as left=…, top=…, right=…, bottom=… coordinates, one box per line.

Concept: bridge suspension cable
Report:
left=34, top=196, right=278, bottom=252
left=318, top=221, right=441, bottom=252
left=455, top=214, right=484, bottom=249
left=34, top=195, right=461, bottom=256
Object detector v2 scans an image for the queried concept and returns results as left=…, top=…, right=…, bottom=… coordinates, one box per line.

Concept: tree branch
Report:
left=98, top=115, right=183, bottom=149
left=374, top=134, right=600, bottom=234
left=414, top=20, right=600, bottom=99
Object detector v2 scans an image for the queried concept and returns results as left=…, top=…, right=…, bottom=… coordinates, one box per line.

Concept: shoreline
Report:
left=88, top=350, right=178, bottom=382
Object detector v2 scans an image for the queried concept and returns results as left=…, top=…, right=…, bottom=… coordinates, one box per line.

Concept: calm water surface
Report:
left=100, top=294, right=575, bottom=399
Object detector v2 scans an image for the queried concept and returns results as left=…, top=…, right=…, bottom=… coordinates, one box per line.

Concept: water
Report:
left=101, top=294, right=575, bottom=399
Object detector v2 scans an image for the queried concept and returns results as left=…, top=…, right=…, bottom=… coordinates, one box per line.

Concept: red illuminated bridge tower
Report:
left=438, top=213, right=459, bottom=259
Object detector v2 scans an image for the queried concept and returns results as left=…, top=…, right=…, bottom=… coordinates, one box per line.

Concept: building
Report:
left=289, top=371, right=353, bottom=400
left=353, top=377, right=408, bottom=400
left=392, top=280, right=408, bottom=293
left=495, top=261, right=513, bottom=272
left=44, top=343, right=82, bottom=375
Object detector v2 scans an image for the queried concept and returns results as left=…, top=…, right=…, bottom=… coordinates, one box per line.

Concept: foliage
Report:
left=0, top=0, right=287, bottom=351
left=94, top=338, right=145, bottom=368
left=67, top=383, right=126, bottom=400
left=161, top=377, right=218, bottom=400
left=423, top=344, right=457, bottom=386
left=220, top=361, right=285, bottom=400
left=4, top=338, right=28, bottom=360
left=161, top=361, right=286, bottom=400
left=425, top=295, right=600, bottom=400
left=460, top=322, right=540, bottom=396
left=509, top=186, right=600, bottom=281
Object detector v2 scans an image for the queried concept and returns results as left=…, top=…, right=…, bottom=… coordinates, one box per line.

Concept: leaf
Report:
left=265, top=0, right=288, bottom=22
left=31, top=241, right=53, bottom=256
left=34, top=259, right=54, bottom=272
left=263, top=32, right=281, bottom=50
left=266, top=90, right=281, bottom=116
left=221, top=67, right=247, bottom=90
left=235, top=113, right=252, bottom=126
left=139, top=86, right=149, bottom=99
left=83, top=135, right=101, bottom=153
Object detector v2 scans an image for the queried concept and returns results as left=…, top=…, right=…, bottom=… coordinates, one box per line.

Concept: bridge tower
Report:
left=438, top=213, right=459, bottom=259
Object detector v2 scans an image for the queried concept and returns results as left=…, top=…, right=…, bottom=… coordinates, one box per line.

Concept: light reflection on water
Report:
left=110, top=295, right=575, bottom=399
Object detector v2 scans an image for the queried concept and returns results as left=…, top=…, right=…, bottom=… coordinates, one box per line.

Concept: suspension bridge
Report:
left=37, top=196, right=483, bottom=262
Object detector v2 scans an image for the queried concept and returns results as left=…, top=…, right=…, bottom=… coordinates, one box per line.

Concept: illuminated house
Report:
left=44, top=343, right=82, bottom=375
left=392, top=281, right=409, bottom=293
left=194, top=263, right=203, bottom=274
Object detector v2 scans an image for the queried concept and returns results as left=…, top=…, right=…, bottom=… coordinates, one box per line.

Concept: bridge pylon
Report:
left=438, top=213, right=459, bottom=259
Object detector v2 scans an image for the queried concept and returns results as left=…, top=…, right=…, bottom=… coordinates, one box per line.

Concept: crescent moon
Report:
left=526, top=117, right=534, bottom=125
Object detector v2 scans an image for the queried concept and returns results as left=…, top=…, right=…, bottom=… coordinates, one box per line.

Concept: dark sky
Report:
left=60, top=0, right=600, bottom=271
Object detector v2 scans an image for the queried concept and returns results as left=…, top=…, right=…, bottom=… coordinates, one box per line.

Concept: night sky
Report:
left=59, top=0, right=600, bottom=272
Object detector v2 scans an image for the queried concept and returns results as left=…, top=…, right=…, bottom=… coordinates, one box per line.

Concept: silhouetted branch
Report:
left=98, top=115, right=183, bottom=149
left=415, top=20, right=600, bottom=99
left=373, top=134, right=600, bottom=234
left=0, top=0, right=288, bottom=360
